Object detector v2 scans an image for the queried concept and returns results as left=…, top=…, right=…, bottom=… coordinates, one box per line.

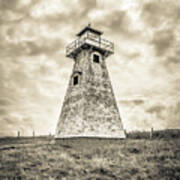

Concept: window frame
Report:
left=91, top=51, right=102, bottom=64
left=93, top=54, right=100, bottom=63
left=73, top=75, right=78, bottom=86
left=72, top=71, right=82, bottom=86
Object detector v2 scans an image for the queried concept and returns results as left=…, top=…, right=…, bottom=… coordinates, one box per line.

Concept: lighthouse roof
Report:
left=76, top=25, right=103, bottom=37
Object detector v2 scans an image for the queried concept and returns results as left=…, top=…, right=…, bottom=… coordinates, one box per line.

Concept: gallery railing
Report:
left=66, top=34, right=114, bottom=57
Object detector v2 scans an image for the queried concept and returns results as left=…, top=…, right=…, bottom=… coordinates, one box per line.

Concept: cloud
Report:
left=0, top=109, right=8, bottom=115
left=79, top=0, right=97, bottom=15
left=94, top=10, right=138, bottom=39
left=0, top=98, right=12, bottom=106
left=161, top=56, right=180, bottom=76
left=119, top=99, right=145, bottom=106
left=29, top=0, right=97, bottom=33
left=0, top=0, right=20, bottom=10
left=146, top=105, right=165, bottom=120
left=141, top=0, right=180, bottom=61
left=0, top=0, right=37, bottom=23
left=151, top=29, right=175, bottom=56
left=166, top=102, right=180, bottom=128
left=9, top=39, right=64, bottom=56
left=144, top=101, right=180, bottom=129
left=165, top=56, right=180, bottom=65
left=141, top=1, right=180, bottom=27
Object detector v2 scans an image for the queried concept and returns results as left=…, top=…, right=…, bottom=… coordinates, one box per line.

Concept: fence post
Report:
left=124, top=129, right=127, bottom=138
left=17, top=131, right=20, bottom=138
left=33, top=131, right=35, bottom=138
left=150, top=127, right=153, bottom=139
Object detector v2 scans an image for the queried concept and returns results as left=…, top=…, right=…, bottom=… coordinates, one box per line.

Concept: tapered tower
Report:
left=56, top=25, right=126, bottom=138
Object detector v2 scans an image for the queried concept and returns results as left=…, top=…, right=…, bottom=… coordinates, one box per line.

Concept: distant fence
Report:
left=2, top=129, right=179, bottom=140
left=126, top=129, right=180, bottom=139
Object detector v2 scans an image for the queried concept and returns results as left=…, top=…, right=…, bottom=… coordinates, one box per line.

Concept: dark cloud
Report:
left=24, top=39, right=64, bottom=56
left=29, top=0, right=97, bottom=33
left=168, top=102, right=180, bottom=128
left=174, top=102, right=180, bottom=114
left=0, top=0, right=38, bottom=23
left=0, top=38, right=64, bottom=57
left=142, top=2, right=163, bottom=27
left=0, top=109, right=8, bottom=115
left=2, top=117, right=17, bottom=125
left=119, top=99, right=145, bottom=106
left=151, top=29, right=174, bottom=56
left=36, top=13, right=68, bottom=25
left=122, top=52, right=141, bottom=60
left=0, top=0, right=20, bottom=10
left=146, top=105, right=165, bottom=114
left=176, top=50, right=180, bottom=56
left=141, top=1, right=180, bottom=27
left=142, top=1, right=180, bottom=59
left=166, top=56, right=180, bottom=65
left=173, top=79, right=180, bottom=92
left=133, top=100, right=145, bottom=105
left=160, top=55, right=180, bottom=74
left=146, top=102, right=180, bottom=128
left=95, top=10, right=137, bottom=38
left=78, top=0, right=97, bottom=16
left=0, top=0, right=39, bottom=11
left=0, top=98, right=12, bottom=106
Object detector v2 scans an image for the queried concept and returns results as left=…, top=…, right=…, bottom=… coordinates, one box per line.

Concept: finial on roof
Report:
left=88, top=23, right=91, bottom=27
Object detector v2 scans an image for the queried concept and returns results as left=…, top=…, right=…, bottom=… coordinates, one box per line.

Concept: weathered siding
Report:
left=56, top=49, right=125, bottom=138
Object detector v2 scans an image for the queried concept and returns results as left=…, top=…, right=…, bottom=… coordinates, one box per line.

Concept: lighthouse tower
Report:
left=56, top=25, right=126, bottom=138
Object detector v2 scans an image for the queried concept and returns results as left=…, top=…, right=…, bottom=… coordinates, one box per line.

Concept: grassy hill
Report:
left=0, top=131, right=180, bottom=179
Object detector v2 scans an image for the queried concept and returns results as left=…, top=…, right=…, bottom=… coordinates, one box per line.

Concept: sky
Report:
left=0, top=0, right=180, bottom=136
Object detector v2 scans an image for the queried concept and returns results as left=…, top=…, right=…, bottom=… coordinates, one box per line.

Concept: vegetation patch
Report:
left=0, top=133, right=179, bottom=179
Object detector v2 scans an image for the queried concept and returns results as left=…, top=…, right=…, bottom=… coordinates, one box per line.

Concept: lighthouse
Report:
left=56, top=24, right=126, bottom=138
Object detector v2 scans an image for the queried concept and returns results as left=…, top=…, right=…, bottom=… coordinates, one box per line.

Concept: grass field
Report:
left=0, top=136, right=179, bottom=180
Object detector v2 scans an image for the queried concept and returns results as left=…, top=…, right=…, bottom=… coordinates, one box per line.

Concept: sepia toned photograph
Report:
left=0, top=0, right=180, bottom=179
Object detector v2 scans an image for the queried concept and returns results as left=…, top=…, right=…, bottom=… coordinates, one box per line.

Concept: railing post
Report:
left=150, top=127, right=153, bottom=139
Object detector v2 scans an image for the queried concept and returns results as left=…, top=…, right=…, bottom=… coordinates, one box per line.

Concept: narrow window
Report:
left=73, top=75, right=78, bottom=85
left=93, top=54, right=100, bottom=63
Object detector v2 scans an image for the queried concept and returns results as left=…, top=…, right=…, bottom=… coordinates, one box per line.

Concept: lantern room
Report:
left=66, top=24, right=114, bottom=59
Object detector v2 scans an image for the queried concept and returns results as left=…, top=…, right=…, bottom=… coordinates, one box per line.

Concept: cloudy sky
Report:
left=0, top=0, right=180, bottom=136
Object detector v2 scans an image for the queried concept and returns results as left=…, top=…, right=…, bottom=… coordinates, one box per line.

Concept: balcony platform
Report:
left=66, top=36, right=114, bottom=59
